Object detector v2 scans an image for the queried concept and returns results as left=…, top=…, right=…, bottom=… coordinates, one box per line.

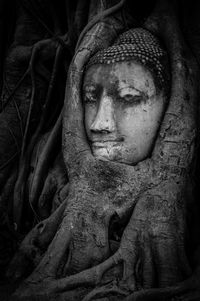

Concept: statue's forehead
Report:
left=83, top=61, right=156, bottom=96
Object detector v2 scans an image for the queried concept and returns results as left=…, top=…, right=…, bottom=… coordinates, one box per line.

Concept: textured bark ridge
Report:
left=2, top=0, right=200, bottom=300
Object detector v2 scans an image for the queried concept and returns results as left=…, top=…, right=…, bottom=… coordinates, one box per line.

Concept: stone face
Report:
left=83, top=61, right=167, bottom=165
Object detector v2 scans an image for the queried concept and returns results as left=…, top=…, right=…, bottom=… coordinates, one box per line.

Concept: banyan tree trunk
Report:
left=1, top=0, right=200, bottom=300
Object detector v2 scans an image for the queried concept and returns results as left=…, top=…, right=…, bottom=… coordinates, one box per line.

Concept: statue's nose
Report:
left=90, top=95, right=116, bottom=133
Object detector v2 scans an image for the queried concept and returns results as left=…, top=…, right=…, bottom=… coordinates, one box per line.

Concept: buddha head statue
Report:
left=83, top=28, right=170, bottom=165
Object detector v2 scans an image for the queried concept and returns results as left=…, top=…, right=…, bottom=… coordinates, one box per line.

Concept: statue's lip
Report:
left=90, top=137, right=124, bottom=143
left=91, top=138, right=124, bottom=146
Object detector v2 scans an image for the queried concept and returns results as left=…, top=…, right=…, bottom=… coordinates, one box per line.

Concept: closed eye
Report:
left=121, top=94, right=145, bottom=104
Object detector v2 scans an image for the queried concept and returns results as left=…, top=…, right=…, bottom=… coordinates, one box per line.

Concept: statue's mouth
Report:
left=92, top=140, right=123, bottom=148
left=90, top=137, right=124, bottom=147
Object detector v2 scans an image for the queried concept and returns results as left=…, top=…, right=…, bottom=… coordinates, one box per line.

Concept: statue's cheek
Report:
left=115, top=101, right=164, bottom=164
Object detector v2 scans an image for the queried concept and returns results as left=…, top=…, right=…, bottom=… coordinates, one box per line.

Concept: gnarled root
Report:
left=11, top=249, right=122, bottom=300
left=11, top=231, right=199, bottom=300
left=29, top=113, right=63, bottom=215
left=124, top=269, right=200, bottom=301
left=7, top=197, right=68, bottom=282
left=82, top=283, right=128, bottom=301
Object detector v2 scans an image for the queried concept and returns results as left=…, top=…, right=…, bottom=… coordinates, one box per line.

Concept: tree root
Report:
left=74, top=0, right=90, bottom=41
left=21, top=44, right=38, bottom=157
left=7, top=197, right=68, bottom=282
left=82, top=283, right=128, bottom=301
left=37, top=154, right=68, bottom=219
left=3, top=72, right=24, bottom=140
left=75, top=0, right=126, bottom=52
left=124, top=274, right=199, bottom=301
left=29, top=112, right=62, bottom=211
left=1, top=66, right=30, bottom=112
left=13, top=40, right=67, bottom=229
left=12, top=246, right=200, bottom=301
left=11, top=247, right=122, bottom=301
left=12, top=43, right=40, bottom=228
